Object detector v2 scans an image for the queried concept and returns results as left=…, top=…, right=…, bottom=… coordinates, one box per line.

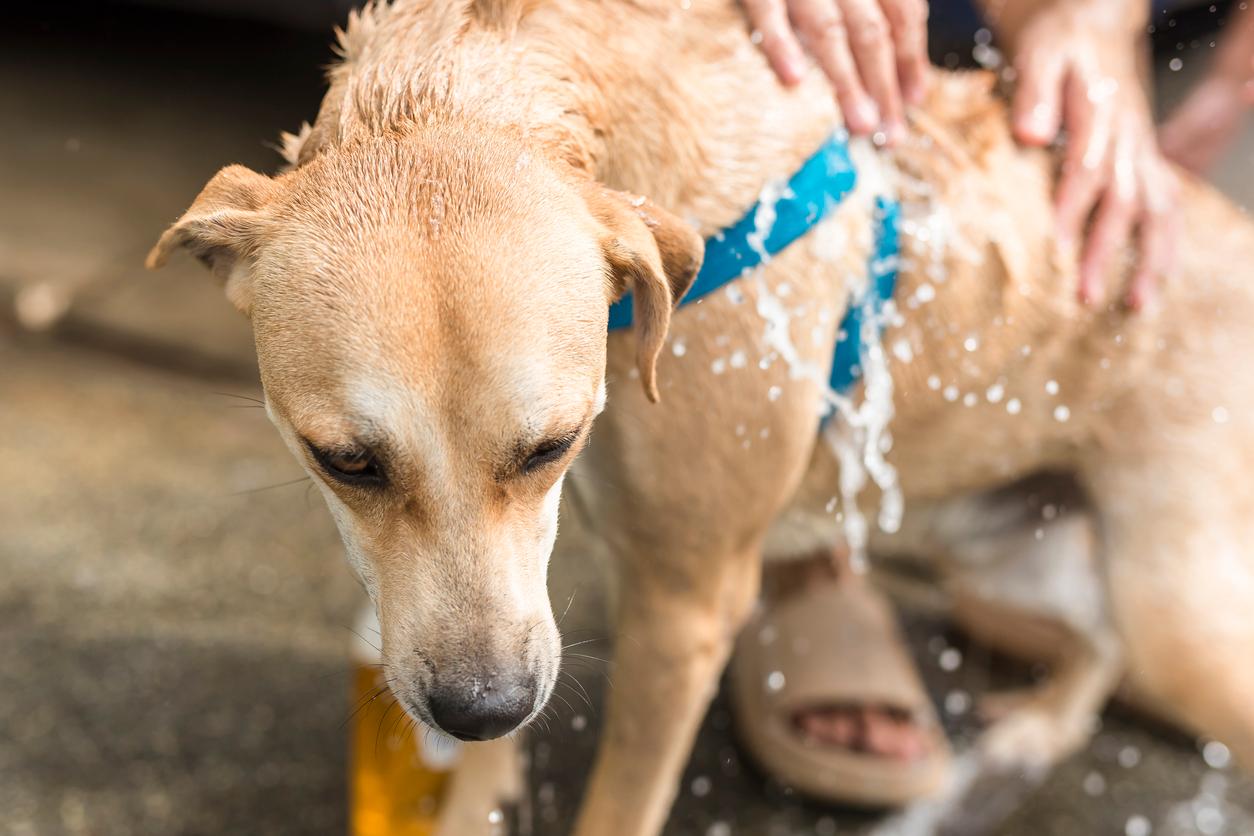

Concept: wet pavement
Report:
left=4, top=4, right=1254, bottom=835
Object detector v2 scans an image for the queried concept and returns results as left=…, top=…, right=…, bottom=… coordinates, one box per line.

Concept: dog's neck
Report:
left=290, top=0, right=839, bottom=233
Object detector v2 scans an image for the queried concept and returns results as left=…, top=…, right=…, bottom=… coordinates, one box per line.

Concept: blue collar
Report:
left=607, top=133, right=900, bottom=395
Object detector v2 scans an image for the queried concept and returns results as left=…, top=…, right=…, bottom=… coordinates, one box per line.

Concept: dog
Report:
left=149, top=0, right=1254, bottom=832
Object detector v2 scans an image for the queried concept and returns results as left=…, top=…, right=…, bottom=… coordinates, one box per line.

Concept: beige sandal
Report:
left=729, top=575, right=951, bottom=807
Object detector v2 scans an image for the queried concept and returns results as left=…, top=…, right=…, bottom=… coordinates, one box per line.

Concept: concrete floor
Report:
left=3, top=4, right=1254, bottom=835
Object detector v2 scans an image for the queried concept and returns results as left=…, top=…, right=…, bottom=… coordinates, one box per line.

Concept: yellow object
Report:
left=349, top=605, right=456, bottom=836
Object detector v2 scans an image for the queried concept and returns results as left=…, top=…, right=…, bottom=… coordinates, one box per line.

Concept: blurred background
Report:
left=2, top=2, right=1252, bottom=835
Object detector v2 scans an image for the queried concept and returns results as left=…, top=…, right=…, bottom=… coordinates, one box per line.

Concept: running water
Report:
left=746, top=157, right=904, bottom=568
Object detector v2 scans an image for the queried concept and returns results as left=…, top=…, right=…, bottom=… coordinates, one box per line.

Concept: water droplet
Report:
left=1083, top=771, right=1107, bottom=796
left=707, top=823, right=731, bottom=836
left=1124, top=814, right=1151, bottom=836
left=1169, top=57, right=1184, bottom=71
left=963, top=393, right=978, bottom=407
left=1213, top=406, right=1230, bottom=424
left=768, top=385, right=783, bottom=402
left=1119, top=745, right=1141, bottom=768
left=939, top=648, right=962, bottom=671
left=916, top=283, right=936, bottom=303
left=1054, top=405, right=1071, bottom=423
left=943, top=385, right=959, bottom=402
left=571, top=715, right=588, bottom=732
left=766, top=671, right=786, bottom=692
left=730, top=350, right=748, bottom=369
left=672, top=338, right=687, bottom=357
left=488, top=809, right=504, bottom=825
left=963, top=336, right=980, bottom=352
left=944, top=690, right=971, bottom=715
left=1045, top=379, right=1060, bottom=395
left=927, top=375, right=942, bottom=391
left=1196, top=807, right=1224, bottom=835
left=986, top=383, right=1005, bottom=403
left=691, top=776, right=711, bottom=797
left=1203, top=740, right=1232, bottom=769
left=711, top=358, right=727, bottom=375
left=1006, top=398, right=1022, bottom=415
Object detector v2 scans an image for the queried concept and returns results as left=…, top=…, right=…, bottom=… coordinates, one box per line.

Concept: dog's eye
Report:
left=522, top=432, right=578, bottom=474
left=306, top=442, right=384, bottom=486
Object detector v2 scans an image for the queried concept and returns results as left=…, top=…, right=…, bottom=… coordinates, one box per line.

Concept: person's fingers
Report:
left=1078, top=144, right=1137, bottom=305
left=742, top=0, right=808, bottom=85
left=1056, top=72, right=1114, bottom=249
left=1128, top=165, right=1180, bottom=311
left=1012, top=48, right=1066, bottom=145
left=841, top=0, right=905, bottom=141
left=791, top=0, right=879, bottom=134
left=882, top=0, right=930, bottom=107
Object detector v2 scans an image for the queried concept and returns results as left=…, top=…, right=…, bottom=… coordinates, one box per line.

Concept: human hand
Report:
left=1009, top=1, right=1178, bottom=311
left=1160, top=70, right=1253, bottom=175
left=741, top=0, right=930, bottom=143
left=1159, top=11, right=1254, bottom=176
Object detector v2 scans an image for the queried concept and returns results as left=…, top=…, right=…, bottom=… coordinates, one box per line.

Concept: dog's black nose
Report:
left=427, top=672, right=536, bottom=741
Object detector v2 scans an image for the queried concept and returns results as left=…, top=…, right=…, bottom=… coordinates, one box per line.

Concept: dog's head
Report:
left=150, top=127, right=701, bottom=740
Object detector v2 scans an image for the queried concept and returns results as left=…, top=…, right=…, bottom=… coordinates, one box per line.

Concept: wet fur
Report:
left=152, top=0, right=1254, bottom=833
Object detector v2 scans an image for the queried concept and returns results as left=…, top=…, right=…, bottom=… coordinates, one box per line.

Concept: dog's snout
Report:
left=427, top=669, right=537, bottom=741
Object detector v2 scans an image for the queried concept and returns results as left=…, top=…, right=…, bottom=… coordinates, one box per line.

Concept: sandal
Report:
left=729, top=573, right=951, bottom=807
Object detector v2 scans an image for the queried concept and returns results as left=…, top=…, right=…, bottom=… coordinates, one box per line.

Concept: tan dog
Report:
left=150, top=0, right=1254, bottom=832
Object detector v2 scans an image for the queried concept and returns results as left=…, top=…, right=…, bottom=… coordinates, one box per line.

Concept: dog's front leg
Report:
left=572, top=546, right=761, bottom=836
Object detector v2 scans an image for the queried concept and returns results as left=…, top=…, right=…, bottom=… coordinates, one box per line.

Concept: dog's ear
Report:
left=584, top=185, right=704, bottom=403
left=146, top=165, right=276, bottom=316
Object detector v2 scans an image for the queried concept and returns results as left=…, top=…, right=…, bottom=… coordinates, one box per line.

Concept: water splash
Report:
left=1161, top=771, right=1254, bottom=836
left=747, top=167, right=903, bottom=567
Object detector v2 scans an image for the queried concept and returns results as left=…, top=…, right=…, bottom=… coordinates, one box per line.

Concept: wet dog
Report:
left=150, top=0, right=1254, bottom=832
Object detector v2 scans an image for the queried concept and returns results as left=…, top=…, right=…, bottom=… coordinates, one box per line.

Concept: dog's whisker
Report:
left=387, top=700, right=412, bottom=741
left=342, top=683, right=396, bottom=729
left=560, top=637, right=606, bottom=651
left=558, top=675, right=595, bottom=714
left=345, top=626, right=382, bottom=653
left=342, top=692, right=388, bottom=730
left=562, top=658, right=614, bottom=690
left=213, top=391, right=265, bottom=406
left=555, top=585, right=580, bottom=628
left=231, top=475, right=311, bottom=496
left=562, top=671, right=596, bottom=712
left=563, top=652, right=609, bottom=665
left=374, top=700, right=400, bottom=757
